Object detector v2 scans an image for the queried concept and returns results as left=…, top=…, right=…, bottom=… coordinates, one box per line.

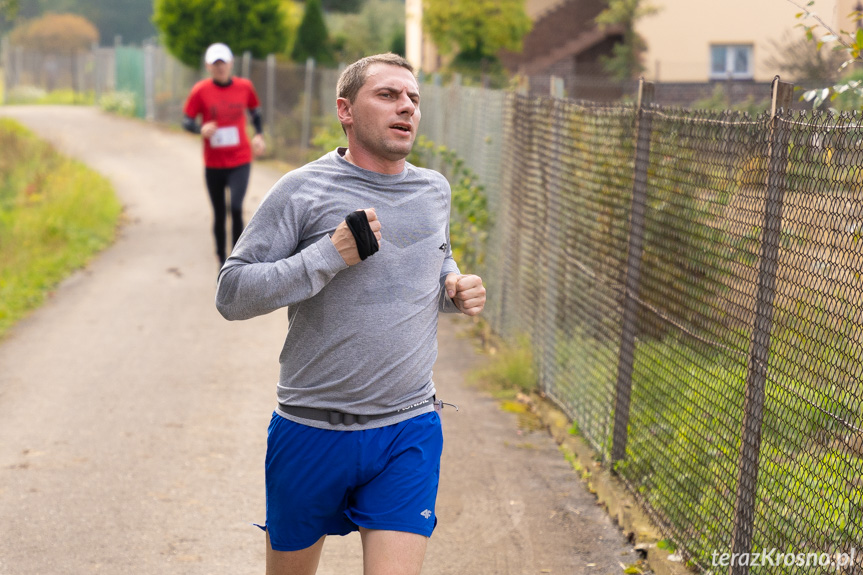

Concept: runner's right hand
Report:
left=330, top=208, right=381, bottom=266
left=201, top=121, right=217, bottom=139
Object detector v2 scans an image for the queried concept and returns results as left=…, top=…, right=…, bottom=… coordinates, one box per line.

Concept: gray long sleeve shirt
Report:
left=216, top=148, right=461, bottom=430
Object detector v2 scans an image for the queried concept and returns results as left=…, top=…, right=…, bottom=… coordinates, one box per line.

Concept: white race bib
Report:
left=210, top=126, right=240, bottom=148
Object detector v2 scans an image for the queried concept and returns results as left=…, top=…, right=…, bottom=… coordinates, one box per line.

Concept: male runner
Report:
left=183, top=42, right=266, bottom=265
left=215, top=53, right=486, bottom=575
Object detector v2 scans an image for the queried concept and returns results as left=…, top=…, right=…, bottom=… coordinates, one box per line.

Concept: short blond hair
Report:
left=337, top=53, right=414, bottom=103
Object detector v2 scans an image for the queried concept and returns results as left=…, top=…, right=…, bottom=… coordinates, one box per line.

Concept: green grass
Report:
left=0, top=118, right=122, bottom=338
left=4, top=85, right=95, bottom=106
left=468, top=332, right=537, bottom=399
left=556, top=327, right=863, bottom=570
left=467, top=332, right=545, bottom=434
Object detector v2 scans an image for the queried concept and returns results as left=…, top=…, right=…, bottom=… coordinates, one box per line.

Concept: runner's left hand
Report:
left=252, top=134, right=266, bottom=156
left=445, top=273, right=485, bottom=316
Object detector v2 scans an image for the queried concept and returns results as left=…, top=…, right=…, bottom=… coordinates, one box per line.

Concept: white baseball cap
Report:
left=205, top=43, right=233, bottom=64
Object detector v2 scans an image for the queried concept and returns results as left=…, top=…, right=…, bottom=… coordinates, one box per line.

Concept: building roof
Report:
left=501, top=0, right=622, bottom=76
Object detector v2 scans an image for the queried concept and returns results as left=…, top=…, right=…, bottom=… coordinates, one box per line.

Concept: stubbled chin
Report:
left=383, top=140, right=415, bottom=159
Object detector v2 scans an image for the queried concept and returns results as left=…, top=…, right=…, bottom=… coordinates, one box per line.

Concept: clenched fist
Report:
left=330, top=208, right=382, bottom=266
left=444, top=273, right=486, bottom=316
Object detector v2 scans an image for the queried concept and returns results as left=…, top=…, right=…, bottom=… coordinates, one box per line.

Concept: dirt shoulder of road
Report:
left=528, top=394, right=691, bottom=575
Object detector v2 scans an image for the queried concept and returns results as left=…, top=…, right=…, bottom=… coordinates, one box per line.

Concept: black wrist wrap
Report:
left=345, top=210, right=379, bottom=261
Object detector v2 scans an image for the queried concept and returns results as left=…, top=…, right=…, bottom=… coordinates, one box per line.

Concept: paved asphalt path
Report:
left=0, top=106, right=640, bottom=575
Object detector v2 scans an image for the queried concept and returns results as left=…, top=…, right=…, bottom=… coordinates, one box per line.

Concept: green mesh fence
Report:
left=115, top=46, right=146, bottom=118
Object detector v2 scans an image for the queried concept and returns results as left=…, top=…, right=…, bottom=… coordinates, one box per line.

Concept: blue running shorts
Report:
left=261, top=410, right=443, bottom=552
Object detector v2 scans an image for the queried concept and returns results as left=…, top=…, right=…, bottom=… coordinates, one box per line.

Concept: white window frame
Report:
left=709, top=44, right=754, bottom=80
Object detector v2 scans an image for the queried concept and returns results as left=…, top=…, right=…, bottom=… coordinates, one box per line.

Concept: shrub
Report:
left=98, top=91, right=137, bottom=117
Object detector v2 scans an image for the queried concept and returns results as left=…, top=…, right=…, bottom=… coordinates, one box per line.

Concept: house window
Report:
left=710, top=44, right=754, bottom=79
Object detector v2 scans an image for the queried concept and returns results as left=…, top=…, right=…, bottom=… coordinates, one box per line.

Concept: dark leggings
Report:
left=205, top=163, right=251, bottom=264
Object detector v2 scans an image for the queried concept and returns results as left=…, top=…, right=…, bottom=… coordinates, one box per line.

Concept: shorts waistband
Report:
left=277, top=397, right=434, bottom=426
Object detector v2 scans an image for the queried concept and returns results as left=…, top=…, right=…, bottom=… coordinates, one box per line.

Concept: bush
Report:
left=613, top=330, right=863, bottom=568
left=309, top=116, right=347, bottom=158
left=9, top=11, right=99, bottom=51
left=98, top=91, right=137, bottom=117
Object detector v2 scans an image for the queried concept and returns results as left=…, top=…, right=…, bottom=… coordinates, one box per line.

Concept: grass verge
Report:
left=467, top=330, right=536, bottom=398
left=5, top=86, right=95, bottom=106
left=466, top=327, right=545, bottom=431
left=0, top=118, right=122, bottom=338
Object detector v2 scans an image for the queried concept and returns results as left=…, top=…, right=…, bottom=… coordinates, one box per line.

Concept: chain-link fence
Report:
left=3, top=42, right=862, bottom=574
left=0, top=43, right=342, bottom=166
left=490, top=83, right=863, bottom=573
left=0, top=39, right=115, bottom=103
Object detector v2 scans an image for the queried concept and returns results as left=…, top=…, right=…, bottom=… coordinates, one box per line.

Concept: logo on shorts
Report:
left=420, top=509, right=433, bottom=519
left=439, top=242, right=447, bottom=252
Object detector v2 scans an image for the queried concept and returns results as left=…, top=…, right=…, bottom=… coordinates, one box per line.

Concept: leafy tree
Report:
left=9, top=11, right=98, bottom=51
left=322, top=0, right=363, bottom=12
left=1, top=0, right=21, bottom=34
left=328, top=0, right=403, bottom=62
left=389, top=25, right=405, bottom=57
left=6, top=0, right=155, bottom=45
left=291, top=0, right=334, bottom=64
left=0, top=0, right=19, bottom=21
left=423, top=0, right=531, bottom=74
left=82, top=0, right=156, bottom=45
left=279, top=0, right=303, bottom=58
left=789, top=0, right=863, bottom=108
left=153, top=0, right=288, bottom=69
left=827, top=68, right=863, bottom=109
left=765, top=32, right=845, bottom=88
left=9, top=0, right=33, bottom=17
left=595, top=0, right=659, bottom=81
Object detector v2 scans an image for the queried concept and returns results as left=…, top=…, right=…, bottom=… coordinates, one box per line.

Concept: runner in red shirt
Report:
left=183, top=42, right=266, bottom=266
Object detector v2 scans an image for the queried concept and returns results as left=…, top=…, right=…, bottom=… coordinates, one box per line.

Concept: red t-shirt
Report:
left=183, top=77, right=261, bottom=168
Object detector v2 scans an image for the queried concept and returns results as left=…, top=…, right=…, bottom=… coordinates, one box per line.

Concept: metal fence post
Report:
left=301, top=57, right=315, bottom=152
left=266, top=54, right=276, bottom=143
left=242, top=51, right=252, bottom=79
left=729, top=77, right=793, bottom=575
left=550, top=76, right=564, bottom=99
left=541, top=97, right=564, bottom=396
left=447, top=74, right=462, bottom=166
left=1, top=36, right=9, bottom=104
left=611, top=78, right=654, bottom=465
left=92, top=43, right=103, bottom=103
left=14, top=44, right=23, bottom=93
